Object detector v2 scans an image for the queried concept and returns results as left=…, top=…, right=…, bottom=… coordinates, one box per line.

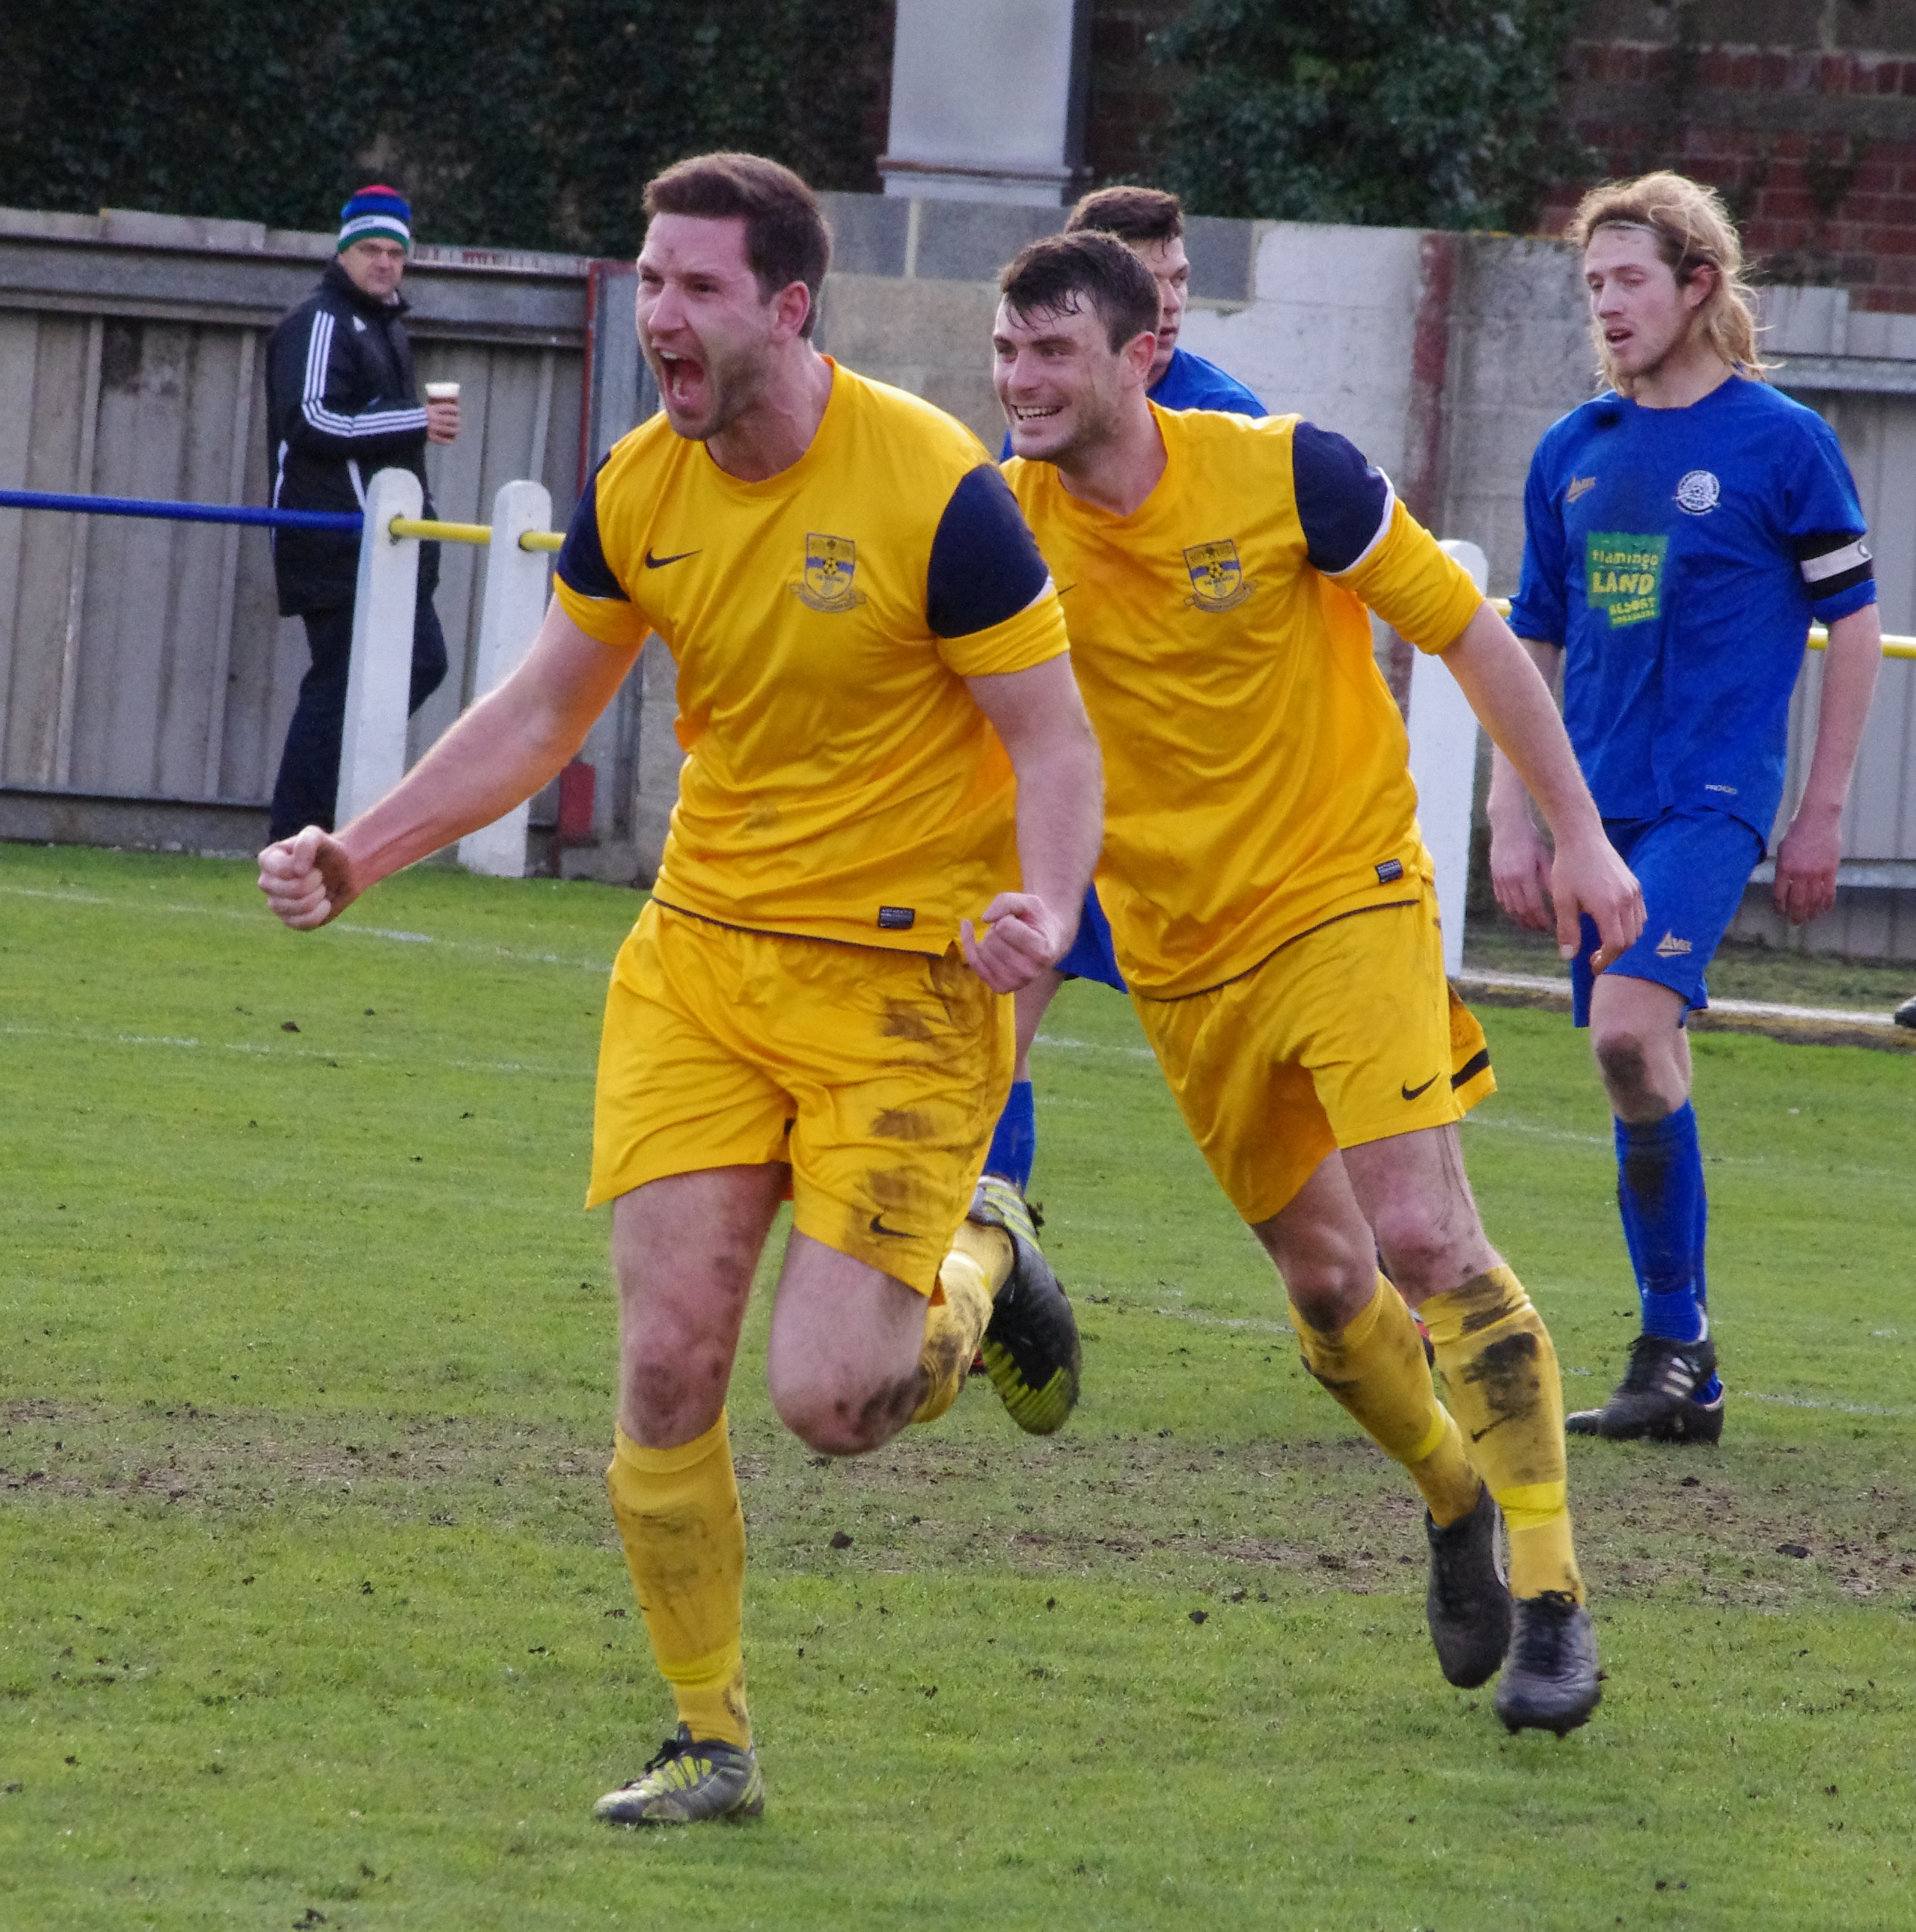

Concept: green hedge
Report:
left=0, top=0, right=893, bottom=255
left=1151, top=0, right=1591, bottom=231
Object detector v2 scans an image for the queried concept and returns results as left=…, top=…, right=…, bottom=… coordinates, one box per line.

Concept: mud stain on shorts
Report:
left=881, top=1002, right=938, bottom=1044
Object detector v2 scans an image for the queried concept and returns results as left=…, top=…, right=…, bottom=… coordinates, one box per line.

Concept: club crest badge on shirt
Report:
left=1674, top=469, right=1721, bottom=515
left=794, top=532, right=866, bottom=613
left=1183, top=538, right=1255, bottom=613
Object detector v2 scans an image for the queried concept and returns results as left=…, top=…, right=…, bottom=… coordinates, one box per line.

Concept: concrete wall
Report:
left=9, top=188, right=1916, bottom=957
left=810, top=193, right=1916, bottom=960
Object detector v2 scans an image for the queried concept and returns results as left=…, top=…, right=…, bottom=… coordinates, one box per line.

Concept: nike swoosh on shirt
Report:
left=643, top=549, right=700, bottom=569
left=1401, top=1074, right=1440, bottom=1101
left=868, top=1213, right=914, bottom=1240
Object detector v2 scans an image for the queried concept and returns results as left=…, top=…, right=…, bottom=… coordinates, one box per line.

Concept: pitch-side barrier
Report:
left=345, top=469, right=558, bottom=876
left=5, top=482, right=1913, bottom=914
left=0, top=471, right=559, bottom=876
left=1413, top=561, right=1916, bottom=972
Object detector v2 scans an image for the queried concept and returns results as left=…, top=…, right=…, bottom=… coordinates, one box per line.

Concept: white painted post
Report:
left=337, top=467, right=423, bottom=827
left=459, top=479, right=555, bottom=878
left=1409, top=539, right=1489, bottom=977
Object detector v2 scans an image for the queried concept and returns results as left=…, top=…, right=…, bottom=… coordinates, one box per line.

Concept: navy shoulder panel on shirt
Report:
left=1291, top=421, right=1393, bottom=575
left=927, top=463, right=1050, bottom=639
left=554, top=466, right=628, bottom=604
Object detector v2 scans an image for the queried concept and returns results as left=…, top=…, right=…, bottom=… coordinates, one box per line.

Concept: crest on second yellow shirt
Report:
left=793, top=532, right=867, bottom=613
left=1183, top=538, right=1254, bottom=612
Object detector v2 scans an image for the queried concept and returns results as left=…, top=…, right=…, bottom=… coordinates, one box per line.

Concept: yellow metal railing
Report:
left=387, top=516, right=562, bottom=554
left=388, top=515, right=490, bottom=546
left=1487, top=596, right=1916, bottom=661
left=384, top=526, right=1916, bottom=656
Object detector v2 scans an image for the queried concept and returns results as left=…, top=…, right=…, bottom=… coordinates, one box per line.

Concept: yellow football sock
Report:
left=912, top=1220, right=1010, bottom=1423
left=606, top=1415, right=751, bottom=1750
left=1291, top=1274, right=1483, bottom=1527
left=1420, top=1266, right=1584, bottom=1602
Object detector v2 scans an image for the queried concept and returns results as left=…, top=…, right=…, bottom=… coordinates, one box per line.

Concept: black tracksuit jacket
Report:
left=264, top=258, right=442, bottom=616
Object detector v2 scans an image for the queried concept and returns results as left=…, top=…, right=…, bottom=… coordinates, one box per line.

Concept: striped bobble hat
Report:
left=338, top=184, right=411, bottom=252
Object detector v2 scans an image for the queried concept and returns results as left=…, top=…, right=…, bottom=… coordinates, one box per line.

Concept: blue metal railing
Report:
left=0, top=488, right=362, bottom=532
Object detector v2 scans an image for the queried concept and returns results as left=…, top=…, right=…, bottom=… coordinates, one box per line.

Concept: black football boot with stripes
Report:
left=1566, top=1328, right=1722, bottom=1444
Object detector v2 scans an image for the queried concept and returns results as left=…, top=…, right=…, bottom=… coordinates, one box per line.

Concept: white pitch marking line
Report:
left=1033, top=1032, right=1155, bottom=1059
left=0, top=882, right=614, bottom=974
left=2, top=1019, right=584, bottom=1079
left=1742, top=1390, right=1914, bottom=1419
left=1458, top=966, right=1901, bottom=1029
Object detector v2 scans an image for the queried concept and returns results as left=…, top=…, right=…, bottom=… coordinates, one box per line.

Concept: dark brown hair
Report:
left=999, top=231, right=1160, bottom=353
left=643, top=151, right=832, bottom=338
left=1065, top=185, right=1184, bottom=246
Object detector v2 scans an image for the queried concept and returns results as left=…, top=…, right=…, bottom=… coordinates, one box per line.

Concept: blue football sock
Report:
left=1615, top=1103, right=1707, bottom=1346
left=984, top=1080, right=1036, bottom=1191
left=1691, top=1166, right=1721, bottom=1402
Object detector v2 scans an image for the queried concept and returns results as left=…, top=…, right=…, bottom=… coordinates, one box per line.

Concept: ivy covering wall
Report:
left=1150, top=0, right=1591, bottom=231
left=0, top=0, right=894, bottom=254
left=0, top=2, right=1594, bottom=249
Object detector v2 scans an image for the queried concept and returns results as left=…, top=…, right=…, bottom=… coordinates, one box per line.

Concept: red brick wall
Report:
left=1083, top=0, right=1188, bottom=185
left=1542, top=20, right=1916, bottom=313
left=1076, top=1, right=1916, bottom=310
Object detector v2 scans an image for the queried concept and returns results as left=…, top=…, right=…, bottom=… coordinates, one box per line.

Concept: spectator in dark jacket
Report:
left=264, top=184, right=455, bottom=839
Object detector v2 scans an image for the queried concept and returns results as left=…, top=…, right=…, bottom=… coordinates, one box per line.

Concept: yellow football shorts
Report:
left=1132, top=891, right=1495, bottom=1226
left=588, top=901, right=1013, bottom=1295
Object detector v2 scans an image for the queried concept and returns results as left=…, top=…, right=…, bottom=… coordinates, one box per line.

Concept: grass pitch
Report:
left=2, top=843, right=1914, bottom=1930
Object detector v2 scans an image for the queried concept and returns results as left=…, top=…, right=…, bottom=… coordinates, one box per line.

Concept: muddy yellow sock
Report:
left=912, top=1220, right=1010, bottom=1423
left=606, top=1415, right=750, bottom=1749
left=1420, top=1266, right=1584, bottom=1602
left=1291, top=1273, right=1482, bottom=1527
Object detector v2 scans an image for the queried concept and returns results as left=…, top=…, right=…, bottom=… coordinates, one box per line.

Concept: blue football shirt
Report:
left=1147, top=344, right=1267, bottom=416
left=1508, top=376, right=1874, bottom=839
left=999, top=345, right=1265, bottom=458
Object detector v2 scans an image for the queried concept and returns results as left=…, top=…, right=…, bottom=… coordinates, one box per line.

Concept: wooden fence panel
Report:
left=0, top=208, right=591, bottom=832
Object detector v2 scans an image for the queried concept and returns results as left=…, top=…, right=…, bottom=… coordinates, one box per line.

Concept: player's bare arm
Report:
left=1772, top=603, right=1883, bottom=925
left=1484, top=634, right=1566, bottom=937
left=1441, top=604, right=1644, bottom=966
left=257, top=598, right=639, bottom=929
left=959, top=650, right=1103, bottom=993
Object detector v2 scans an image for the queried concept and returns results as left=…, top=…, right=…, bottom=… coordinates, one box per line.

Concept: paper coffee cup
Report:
left=424, top=381, right=461, bottom=402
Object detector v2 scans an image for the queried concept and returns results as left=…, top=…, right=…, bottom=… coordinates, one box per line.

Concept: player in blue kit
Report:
left=1493, top=174, right=1883, bottom=1444
left=985, top=185, right=1266, bottom=1193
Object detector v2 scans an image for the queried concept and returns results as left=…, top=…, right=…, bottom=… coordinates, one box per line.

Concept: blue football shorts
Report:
left=1057, top=885, right=1126, bottom=991
left=1571, top=808, right=1765, bottom=1026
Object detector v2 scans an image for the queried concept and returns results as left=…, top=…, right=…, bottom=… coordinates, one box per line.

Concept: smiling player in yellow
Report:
left=994, top=231, right=1646, bottom=1735
left=258, top=154, right=1102, bottom=1824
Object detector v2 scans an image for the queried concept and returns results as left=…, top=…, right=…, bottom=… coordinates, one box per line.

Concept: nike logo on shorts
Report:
left=644, top=548, right=699, bottom=569
left=1401, top=1074, right=1440, bottom=1101
left=868, top=1212, right=913, bottom=1239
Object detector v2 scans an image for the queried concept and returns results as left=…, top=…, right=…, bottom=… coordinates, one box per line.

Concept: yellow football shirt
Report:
left=555, top=361, right=1068, bottom=952
left=1005, top=406, right=1483, bottom=998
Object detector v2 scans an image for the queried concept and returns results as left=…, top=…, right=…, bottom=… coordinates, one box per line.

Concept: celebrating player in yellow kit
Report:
left=994, top=231, right=1645, bottom=1734
left=258, top=154, right=1102, bottom=1823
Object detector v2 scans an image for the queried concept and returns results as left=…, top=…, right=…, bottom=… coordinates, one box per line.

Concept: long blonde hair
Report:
left=1565, top=173, right=1769, bottom=393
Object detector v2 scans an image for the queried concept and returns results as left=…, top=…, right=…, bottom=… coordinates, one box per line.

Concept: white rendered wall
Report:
left=1175, top=223, right=1428, bottom=480
left=882, top=0, right=1087, bottom=206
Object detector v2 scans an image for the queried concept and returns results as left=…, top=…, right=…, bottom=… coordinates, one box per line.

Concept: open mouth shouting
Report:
left=653, top=347, right=708, bottom=413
